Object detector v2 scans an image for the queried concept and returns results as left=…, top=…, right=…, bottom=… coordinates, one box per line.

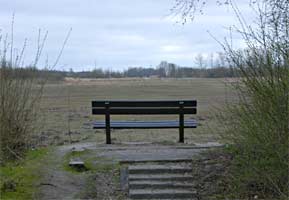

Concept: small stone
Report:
left=69, top=160, right=85, bottom=167
left=68, top=159, right=88, bottom=172
left=71, top=147, right=86, bottom=153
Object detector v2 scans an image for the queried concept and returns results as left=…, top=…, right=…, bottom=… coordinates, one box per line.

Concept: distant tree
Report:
left=167, top=63, right=177, bottom=77
left=157, top=61, right=168, bottom=77
left=92, top=68, right=105, bottom=78
left=67, top=68, right=74, bottom=77
left=209, top=52, right=214, bottom=68
left=194, top=53, right=206, bottom=68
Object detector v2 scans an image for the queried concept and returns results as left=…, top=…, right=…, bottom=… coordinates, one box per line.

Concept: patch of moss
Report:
left=0, top=148, right=50, bottom=200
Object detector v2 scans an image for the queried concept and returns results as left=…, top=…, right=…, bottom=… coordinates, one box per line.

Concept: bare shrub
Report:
left=219, top=1, right=289, bottom=198
left=173, top=0, right=288, bottom=198
left=0, top=26, right=47, bottom=162
left=0, top=64, right=44, bottom=162
left=0, top=20, right=70, bottom=163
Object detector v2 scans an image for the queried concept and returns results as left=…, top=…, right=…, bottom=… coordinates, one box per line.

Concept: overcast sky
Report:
left=0, top=0, right=254, bottom=71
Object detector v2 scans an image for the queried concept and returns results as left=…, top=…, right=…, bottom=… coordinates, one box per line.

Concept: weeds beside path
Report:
left=1, top=141, right=228, bottom=200
left=38, top=142, right=124, bottom=200
left=0, top=148, right=51, bottom=200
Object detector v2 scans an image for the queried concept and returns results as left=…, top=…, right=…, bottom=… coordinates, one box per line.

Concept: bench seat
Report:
left=93, top=120, right=197, bottom=129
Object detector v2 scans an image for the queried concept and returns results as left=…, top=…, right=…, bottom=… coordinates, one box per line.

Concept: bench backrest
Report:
left=91, top=100, right=197, bottom=115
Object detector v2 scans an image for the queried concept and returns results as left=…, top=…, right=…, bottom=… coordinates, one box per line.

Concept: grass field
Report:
left=37, top=78, right=235, bottom=146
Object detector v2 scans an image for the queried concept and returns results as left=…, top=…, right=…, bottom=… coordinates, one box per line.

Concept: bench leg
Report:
left=179, top=113, right=184, bottom=143
left=105, top=113, right=111, bottom=144
left=106, top=127, right=111, bottom=144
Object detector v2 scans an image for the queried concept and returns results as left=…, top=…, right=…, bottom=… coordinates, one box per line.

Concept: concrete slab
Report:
left=98, top=147, right=204, bottom=163
left=128, top=164, right=192, bottom=174
left=129, top=174, right=193, bottom=182
left=129, top=180, right=193, bottom=189
left=129, top=189, right=197, bottom=199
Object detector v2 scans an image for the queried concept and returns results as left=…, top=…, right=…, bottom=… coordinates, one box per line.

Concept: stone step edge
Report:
left=129, top=174, right=193, bottom=182
left=129, top=181, right=193, bottom=189
left=129, top=168, right=192, bottom=174
left=120, top=158, right=192, bottom=164
left=129, top=189, right=197, bottom=199
left=128, top=165, right=192, bottom=170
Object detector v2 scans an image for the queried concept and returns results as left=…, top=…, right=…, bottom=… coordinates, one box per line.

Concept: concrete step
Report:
left=120, top=158, right=193, bottom=164
left=129, top=189, right=197, bottom=199
left=129, top=180, right=193, bottom=189
left=128, top=164, right=192, bottom=174
left=129, top=174, right=193, bottom=182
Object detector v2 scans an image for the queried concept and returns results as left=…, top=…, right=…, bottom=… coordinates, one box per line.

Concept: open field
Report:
left=37, top=78, right=235, bottom=146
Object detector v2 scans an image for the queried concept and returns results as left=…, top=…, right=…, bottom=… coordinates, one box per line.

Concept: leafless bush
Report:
left=0, top=19, right=71, bottom=163
left=0, top=64, right=44, bottom=162
left=173, top=0, right=288, bottom=198
left=220, top=1, right=289, bottom=198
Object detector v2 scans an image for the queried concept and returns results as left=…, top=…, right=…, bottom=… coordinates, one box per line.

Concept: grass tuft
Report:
left=0, top=148, right=50, bottom=200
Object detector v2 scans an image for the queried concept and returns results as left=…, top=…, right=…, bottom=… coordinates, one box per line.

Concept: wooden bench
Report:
left=91, top=100, right=197, bottom=144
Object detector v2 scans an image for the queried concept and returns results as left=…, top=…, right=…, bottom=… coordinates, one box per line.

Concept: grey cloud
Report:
left=0, top=0, right=253, bottom=70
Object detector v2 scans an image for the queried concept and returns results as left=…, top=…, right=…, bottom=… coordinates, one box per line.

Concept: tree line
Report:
left=19, top=63, right=235, bottom=80
left=0, top=51, right=237, bottom=81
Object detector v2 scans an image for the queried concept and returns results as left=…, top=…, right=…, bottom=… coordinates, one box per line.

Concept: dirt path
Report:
left=38, top=143, right=94, bottom=200
left=37, top=142, right=224, bottom=199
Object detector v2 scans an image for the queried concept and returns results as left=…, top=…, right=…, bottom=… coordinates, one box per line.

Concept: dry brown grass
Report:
left=36, top=78, right=236, bottom=146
